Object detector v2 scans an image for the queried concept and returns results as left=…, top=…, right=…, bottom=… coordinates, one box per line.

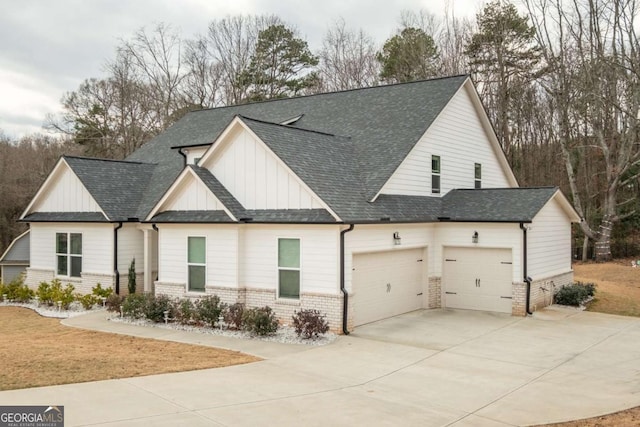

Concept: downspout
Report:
left=114, top=222, right=123, bottom=295
left=177, top=148, right=187, bottom=167
left=340, top=224, right=355, bottom=335
left=520, top=222, right=533, bottom=315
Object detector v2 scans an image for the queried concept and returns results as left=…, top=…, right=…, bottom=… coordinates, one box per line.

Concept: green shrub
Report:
left=105, top=294, right=125, bottom=312
left=173, top=299, right=196, bottom=325
left=92, top=283, right=113, bottom=298
left=37, top=279, right=74, bottom=308
left=36, top=281, right=53, bottom=305
left=194, top=295, right=225, bottom=327
left=223, top=302, right=245, bottom=330
left=128, top=259, right=136, bottom=295
left=292, top=309, right=329, bottom=339
left=2, top=277, right=34, bottom=303
left=143, top=294, right=174, bottom=323
left=555, top=282, right=597, bottom=306
left=76, top=293, right=98, bottom=310
left=121, top=294, right=146, bottom=319
left=242, top=306, right=279, bottom=336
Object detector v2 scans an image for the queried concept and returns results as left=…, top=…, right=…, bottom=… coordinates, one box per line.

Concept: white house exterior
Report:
left=20, top=75, right=580, bottom=332
left=0, top=230, right=30, bottom=284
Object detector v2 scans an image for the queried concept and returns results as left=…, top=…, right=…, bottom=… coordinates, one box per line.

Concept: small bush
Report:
left=105, top=293, right=125, bottom=312
left=6, top=277, right=34, bottom=303
left=223, top=303, right=245, bottom=330
left=173, top=299, right=196, bottom=325
left=76, top=293, right=97, bottom=310
left=555, top=281, right=597, bottom=306
left=51, top=280, right=75, bottom=309
left=292, top=309, right=329, bottom=339
left=36, top=281, right=53, bottom=305
left=242, top=306, right=278, bottom=336
left=92, top=283, right=113, bottom=298
left=194, top=295, right=225, bottom=327
left=143, top=294, right=174, bottom=323
left=128, top=259, right=137, bottom=295
left=121, top=294, right=146, bottom=319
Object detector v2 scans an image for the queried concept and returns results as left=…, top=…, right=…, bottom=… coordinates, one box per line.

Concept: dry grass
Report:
left=574, top=260, right=640, bottom=316
left=0, top=307, right=260, bottom=391
left=535, top=260, right=640, bottom=427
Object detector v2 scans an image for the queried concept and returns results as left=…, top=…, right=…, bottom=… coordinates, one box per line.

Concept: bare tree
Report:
left=318, top=19, right=379, bottom=91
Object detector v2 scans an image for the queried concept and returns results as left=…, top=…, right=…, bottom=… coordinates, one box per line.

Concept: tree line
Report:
left=1, top=0, right=639, bottom=261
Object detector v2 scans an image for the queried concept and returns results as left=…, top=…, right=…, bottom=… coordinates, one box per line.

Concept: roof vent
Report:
left=380, top=217, right=391, bottom=222
left=280, top=114, right=304, bottom=125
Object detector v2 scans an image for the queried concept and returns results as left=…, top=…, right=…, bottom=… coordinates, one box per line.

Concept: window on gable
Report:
left=278, top=238, right=300, bottom=299
left=56, top=233, right=82, bottom=277
left=475, top=163, right=482, bottom=189
left=188, top=236, right=206, bottom=292
left=431, top=155, right=441, bottom=194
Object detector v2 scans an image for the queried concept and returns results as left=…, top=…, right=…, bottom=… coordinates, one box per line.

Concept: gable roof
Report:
left=0, top=230, right=30, bottom=265
left=440, top=187, right=579, bottom=223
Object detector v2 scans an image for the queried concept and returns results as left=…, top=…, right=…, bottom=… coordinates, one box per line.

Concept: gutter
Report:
left=114, top=222, right=123, bottom=294
left=340, top=224, right=355, bottom=335
left=177, top=147, right=187, bottom=167
left=520, top=222, right=533, bottom=315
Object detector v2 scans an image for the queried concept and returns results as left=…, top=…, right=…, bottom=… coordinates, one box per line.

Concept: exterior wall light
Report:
left=393, top=232, right=402, bottom=245
left=472, top=231, right=479, bottom=244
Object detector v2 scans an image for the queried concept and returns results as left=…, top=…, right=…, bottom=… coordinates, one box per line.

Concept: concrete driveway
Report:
left=2, top=306, right=640, bottom=426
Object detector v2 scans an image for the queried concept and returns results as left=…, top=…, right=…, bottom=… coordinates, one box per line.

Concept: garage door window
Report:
left=278, top=238, right=300, bottom=299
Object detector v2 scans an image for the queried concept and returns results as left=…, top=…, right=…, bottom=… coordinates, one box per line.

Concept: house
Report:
left=0, top=230, right=30, bottom=284
left=20, top=75, right=580, bottom=332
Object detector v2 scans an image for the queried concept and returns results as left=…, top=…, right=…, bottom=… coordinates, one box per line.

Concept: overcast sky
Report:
left=0, top=0, right=481, bottom=139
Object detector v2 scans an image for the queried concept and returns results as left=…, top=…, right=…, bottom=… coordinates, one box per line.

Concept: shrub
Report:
left=223, top=302, right=245, bottom=330
left=76, top=293, right=97, bottom=310
left=128, top=259, right=136, bottom=295
left=242, top=306, right=278, bottom=336
left=292, top=309, right=329, bottom=339
left=173, top=299, right=196, bottom=325
left=555, top=281, right=597, bottom=306
left=92, top=283, right=113, bottom=299
left=6, top=277, right=34, bottom=303
left=50, top=280, right=75, bottom=309
left=121, top=294, right=146, bottom=319
left=105, top=294, right=125, bottom=313
left=194, top=295, right=225, bottom=327
left=36, top=281, right=53, bottom=305
left=143, top=294, right=174, bottom=323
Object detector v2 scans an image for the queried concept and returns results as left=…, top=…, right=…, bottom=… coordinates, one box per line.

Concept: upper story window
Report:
left=278, top=238, right=300, bottom=299
left=431, top=155, right=441, bottom=194
left=188, top=236, right=206, bottom=292
left=475, top=163, right=482, bottom=189
left=56, top=233, right=82, bottom=277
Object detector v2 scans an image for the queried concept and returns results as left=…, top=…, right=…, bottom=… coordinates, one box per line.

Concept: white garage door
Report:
left=443, top=247, right=513, bottom=314
left=353, top=248, right=425, bottom=326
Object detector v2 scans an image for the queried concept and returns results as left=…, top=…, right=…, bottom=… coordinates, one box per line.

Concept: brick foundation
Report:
left=24, top=268, right=54, bottom=288
left=428, top=276, right=442, bottom=308
left=512, top=271, right=574, bottom=315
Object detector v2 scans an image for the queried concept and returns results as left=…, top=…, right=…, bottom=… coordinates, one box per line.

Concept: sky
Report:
left=0, top=0, right=481, bottom=139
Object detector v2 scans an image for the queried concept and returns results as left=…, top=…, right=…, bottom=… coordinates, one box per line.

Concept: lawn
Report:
left=0, top=307, right=260, bottom=391
left=534, top=260, right=640, bottom=427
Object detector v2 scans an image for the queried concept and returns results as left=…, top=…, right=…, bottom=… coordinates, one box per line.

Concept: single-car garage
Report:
left=352, top=248, right=426, bottom=326
left=443, top=247, right=513, bottom=314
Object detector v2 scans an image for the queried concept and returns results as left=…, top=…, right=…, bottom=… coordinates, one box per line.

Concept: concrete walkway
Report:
left=2, top=307, right=639, bottom=426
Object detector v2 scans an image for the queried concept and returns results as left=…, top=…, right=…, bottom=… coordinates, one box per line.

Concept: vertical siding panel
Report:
left=36, top=167, right=101, bottom=213
left=528, top=199, right=572, bottom=278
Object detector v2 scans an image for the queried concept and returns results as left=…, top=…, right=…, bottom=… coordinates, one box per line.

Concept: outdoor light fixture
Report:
left=393, top=231, right=402, bottom=245
left=472, top=231, right=479, bottom=244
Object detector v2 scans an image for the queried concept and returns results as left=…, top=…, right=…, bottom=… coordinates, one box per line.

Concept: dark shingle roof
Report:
left=149, top=209, right=335, bottom=223
left=21, top=212, right=108, bottom=222
left=189, top=165, right=245, bottom=218
left=150, top=210, right=233, bottom=223
left=63, top=156, right=157, bottom=221
left=441, top=187, right=560, bottom=222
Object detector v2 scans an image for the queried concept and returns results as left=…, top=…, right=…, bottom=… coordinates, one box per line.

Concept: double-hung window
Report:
left=56, top=233, right=82, bottom=277
left=188, top=236, right=206, bottom=292
left=431, top=155, right=441, bottom=194
left=278, top=238, right=300, bottom=299
left=475, top=163, right=482, bottom=189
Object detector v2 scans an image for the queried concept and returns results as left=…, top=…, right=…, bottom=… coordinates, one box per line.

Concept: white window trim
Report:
left=186, top=235, right=207, bottom=293
left=55, top=232, right=82, bottom=278
left=475, top=162, right=482, bottom=189
left=431, top=155, right=441, bottom=194
left=277, top=237, right=302, bottom=300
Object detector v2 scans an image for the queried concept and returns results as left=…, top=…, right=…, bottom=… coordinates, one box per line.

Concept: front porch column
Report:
left=142, top=227, right=153, bottom=294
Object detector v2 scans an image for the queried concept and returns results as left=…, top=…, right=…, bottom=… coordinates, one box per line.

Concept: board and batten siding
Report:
left=29, top=223, right=113, bottom=275
left=434, top=223, right=522, bottom=281
left=33, top=165, right=102, bottom=213
left=117, top=224, right=144, bottom=274
left=209, top=127, right=323, bottom=210
left=157, top=224, right=238, bottom=288
left=184, top=147, right=208, bottom=165
left=380, top=85, right=512, bottom=197
left=528, top=198, right=572, bottom=279
left=344, top=224, right=434, bottom=293
left=163, top=174, right=225, bottom=212
left=239, top=225, right=340, bottom=295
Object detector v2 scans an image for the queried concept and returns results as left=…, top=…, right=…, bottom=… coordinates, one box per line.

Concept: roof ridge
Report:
left=186, top=74, right=470, bottom=115
left=238, top=115, right=350, bottom=139
left=63, top=155, right=154, bottom=165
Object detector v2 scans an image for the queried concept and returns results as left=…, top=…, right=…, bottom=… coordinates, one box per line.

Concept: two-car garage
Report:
left=351, top=246, right=515, bottom=327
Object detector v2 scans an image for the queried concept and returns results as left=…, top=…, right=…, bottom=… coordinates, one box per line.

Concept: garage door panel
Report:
left=444, top=247, right=513, bottom=314
left=353, top=248, right=425, bottom=327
